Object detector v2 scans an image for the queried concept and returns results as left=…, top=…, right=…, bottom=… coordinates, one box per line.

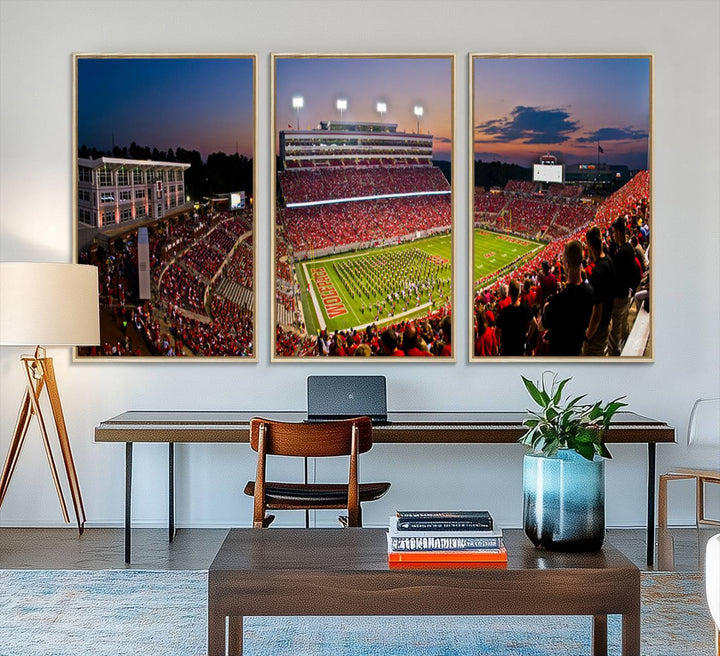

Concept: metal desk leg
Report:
left=646, top=442, right=656, bottom=566
left=169, top=443, right=175, bottom=542
left=125, top=442, right=133, bottom=564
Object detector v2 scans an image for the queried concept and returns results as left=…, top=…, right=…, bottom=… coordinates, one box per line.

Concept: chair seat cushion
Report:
left=244, top=481, right=390, bottom=508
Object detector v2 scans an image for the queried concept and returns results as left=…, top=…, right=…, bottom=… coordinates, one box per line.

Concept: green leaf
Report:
left=551, top=377, right=570, bottom=404
left=576, top=442, right=595, bottom=461
left=601, top=399, right=627, bottom=427
left=546, top=444, right=560, bottom=458
left=575, top=431, right=594, bottom=443
left=538, top=372, right=553, bottom=405
left=588, top=403, right=603, bottom=421
left=566, top=394, right=586, bottom=409
left=522, top=376, right=546, bottom=407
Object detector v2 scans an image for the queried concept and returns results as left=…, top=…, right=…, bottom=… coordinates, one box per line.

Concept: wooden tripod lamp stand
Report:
left=0, top=262, right=99, bottom=533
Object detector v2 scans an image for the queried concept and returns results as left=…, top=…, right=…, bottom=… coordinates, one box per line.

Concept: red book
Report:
left=388, top=545, right=507, bottom=564
left=389, top=560, right=507, bottom=569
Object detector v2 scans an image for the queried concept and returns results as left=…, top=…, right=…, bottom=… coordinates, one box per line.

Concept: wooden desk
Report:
left=207, top=528, right=641, bottom=656
left=94, top=411, right=675, bottom=564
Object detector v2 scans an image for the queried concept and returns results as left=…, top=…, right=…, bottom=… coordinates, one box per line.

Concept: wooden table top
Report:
left=95, top=410, right=675, bottom=444
left=209, top=527, right=636, bottom=574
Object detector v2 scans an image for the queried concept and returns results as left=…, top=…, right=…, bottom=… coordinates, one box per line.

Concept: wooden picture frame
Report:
left=73, top=53, right=257, bottom=360
left=271, top=54, right=455, bottom=361
left=469, top=54, right=653, bottom=362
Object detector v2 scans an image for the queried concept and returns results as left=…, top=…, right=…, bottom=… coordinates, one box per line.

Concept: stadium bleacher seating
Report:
left=79, top=207, right=255, bottom=357
left=278, top=165, right=449, bottom=205
left=280, top=195, right=451, bottom=252
left=473, top=170, right=651, bottom=357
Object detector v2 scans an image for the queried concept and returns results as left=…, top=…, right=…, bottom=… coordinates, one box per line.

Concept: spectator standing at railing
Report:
left=439, top=315, right=452, bottom=357
left=631, top=236, right=647, bottom=275
left=474, top=309, right=499, bottom=356
left=582, top=226, right=616, bottom=356
left=496, top=279, right=534, bottom=356
left=401, top=322, right=432, bottom=356
left=538, top=260, right=558, bottom=307
left=539, top=240, right=594, bottom=356
left=607, top=217, right=640, bottom=356
left=380, top=328, right=405, bottom=356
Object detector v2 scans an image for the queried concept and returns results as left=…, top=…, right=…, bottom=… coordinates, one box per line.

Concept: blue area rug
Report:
left=0, top=569, right=714, bottom=655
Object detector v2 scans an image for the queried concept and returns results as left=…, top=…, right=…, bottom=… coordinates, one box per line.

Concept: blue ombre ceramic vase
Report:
left=523, top=448, right=606, bottom=551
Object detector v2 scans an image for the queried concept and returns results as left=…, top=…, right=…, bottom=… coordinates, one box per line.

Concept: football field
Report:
left=473, top=228, right=543, bottom=290
left=296, top=234, right=452, bottom=334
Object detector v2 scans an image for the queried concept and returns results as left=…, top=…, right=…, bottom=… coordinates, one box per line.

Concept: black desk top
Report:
left=95, top=410, right=675, bottom=444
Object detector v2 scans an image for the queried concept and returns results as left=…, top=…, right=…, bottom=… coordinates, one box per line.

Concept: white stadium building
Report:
left=77, top=157, right=191, bottom=244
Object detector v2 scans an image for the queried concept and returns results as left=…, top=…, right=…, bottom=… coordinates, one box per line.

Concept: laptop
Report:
left=306, top=375, right=388, bottom=425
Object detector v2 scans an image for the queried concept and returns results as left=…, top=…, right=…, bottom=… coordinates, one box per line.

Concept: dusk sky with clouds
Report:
left=77, top=57, right=254, bottom=160
left=275, top=56, right=453, bottom=161
left=473, top=57, right=650, bottom=169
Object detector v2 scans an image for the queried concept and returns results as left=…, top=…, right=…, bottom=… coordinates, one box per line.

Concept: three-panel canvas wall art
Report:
left=73, top=53, right=652, bottom=362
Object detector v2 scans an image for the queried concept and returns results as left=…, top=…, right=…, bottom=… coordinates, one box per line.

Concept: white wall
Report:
left=1, top=0, right=718, bottom=530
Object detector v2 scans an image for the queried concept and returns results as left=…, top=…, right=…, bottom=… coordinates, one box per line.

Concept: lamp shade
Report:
left=0, top=262, right=100, bottom=346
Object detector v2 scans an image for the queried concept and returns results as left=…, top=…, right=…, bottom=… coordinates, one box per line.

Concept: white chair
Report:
left=659, top=398, right=720, bottom=527
left=707, top=533, right=720, bottom=656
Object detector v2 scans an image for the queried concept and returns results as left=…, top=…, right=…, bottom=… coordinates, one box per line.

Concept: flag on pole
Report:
left=598, top=144, right=604, bottom=154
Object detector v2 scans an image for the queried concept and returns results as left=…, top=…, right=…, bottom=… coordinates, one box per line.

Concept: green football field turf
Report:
left=296, top=233, right=452, bottom=334
left=473, top=228, right=544, bottom=290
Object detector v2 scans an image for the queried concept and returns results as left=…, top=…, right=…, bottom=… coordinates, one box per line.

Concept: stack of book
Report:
left=387, top=510, right=507, bottom=567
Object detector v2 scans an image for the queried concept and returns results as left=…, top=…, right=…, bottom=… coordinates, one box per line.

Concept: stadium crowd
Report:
left=279, top=165, right=449, bottom=205
left=280, top=195, right=451, bottom=252
left=504, top=180, right=538, bottom=194
left=79, top=206, right=255, bottom=357
left=284, top=156, right=431, bottom=169
left=473, top=170, right=650, bottom=358
left=275, top=307, right=452, bottom=358
left=546, top=182, right=585, bottom=198
left=474, top=181, right=596, bottom=241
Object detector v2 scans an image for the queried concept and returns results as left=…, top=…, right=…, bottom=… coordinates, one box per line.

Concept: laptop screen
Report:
left=306, top=375, right=387, bottom=422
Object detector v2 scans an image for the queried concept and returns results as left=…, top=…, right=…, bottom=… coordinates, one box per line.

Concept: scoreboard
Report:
left=230, top=191, right=246, bottom=209
left=533, top=163, right=564, bottom=184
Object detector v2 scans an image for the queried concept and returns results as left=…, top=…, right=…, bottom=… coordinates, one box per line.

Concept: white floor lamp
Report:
left=0, top=262, right=99, bottom=533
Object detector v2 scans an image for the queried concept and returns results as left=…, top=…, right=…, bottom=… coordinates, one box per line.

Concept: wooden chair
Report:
left=658, top=398, right=720, bottom=528
left=243, top=417, right=390, bottom=528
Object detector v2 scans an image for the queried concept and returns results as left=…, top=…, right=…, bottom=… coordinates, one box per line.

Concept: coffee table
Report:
left=207, top=528, right=640, bottom=656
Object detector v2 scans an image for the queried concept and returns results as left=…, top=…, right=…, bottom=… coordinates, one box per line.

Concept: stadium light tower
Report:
left=292, top=95, right=304, bottom=130
left=376, top=101, right=387, bottom=119
left=414, top=105, right=424, bottom=133
left=336, top=98, right=347, bottom=121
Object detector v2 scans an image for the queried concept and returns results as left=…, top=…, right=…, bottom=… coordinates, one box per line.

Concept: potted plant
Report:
left=519, top=373, right=626, bottom=551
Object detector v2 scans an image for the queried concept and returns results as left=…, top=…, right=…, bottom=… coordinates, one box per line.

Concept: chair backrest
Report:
left=249, top=417, right=373, bottom=457
left=688, top=398, right=720, bottom=447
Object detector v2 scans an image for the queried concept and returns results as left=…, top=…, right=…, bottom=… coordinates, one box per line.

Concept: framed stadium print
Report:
left=73, top=54, right=256, bottom=360
left=470, top=54, right=653, bottom=361
left=271, top=54, right=455, bottom=360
